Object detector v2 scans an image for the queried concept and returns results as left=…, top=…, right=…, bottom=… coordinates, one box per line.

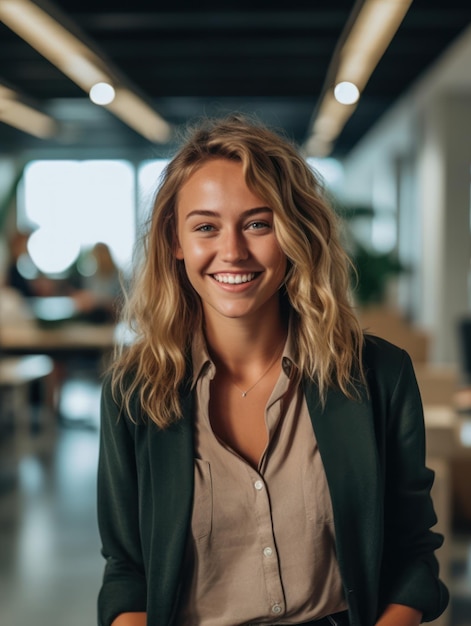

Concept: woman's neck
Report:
left=203, top=310, right=288, bottom=373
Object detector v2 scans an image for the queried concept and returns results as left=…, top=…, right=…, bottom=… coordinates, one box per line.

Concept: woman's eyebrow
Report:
left=185, top=207, right=272, bottom=221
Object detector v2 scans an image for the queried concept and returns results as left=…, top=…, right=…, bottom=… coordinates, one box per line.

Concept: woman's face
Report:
left=175, top=158, right=287, bottom=327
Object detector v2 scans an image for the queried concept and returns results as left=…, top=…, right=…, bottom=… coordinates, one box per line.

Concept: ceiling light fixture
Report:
left=0, top=83, right=58, bottom=138
left=89, top=82, right=116, bottom=106
left=0, top=0, right=171, bottom=143
left=334, top=81, right=360, bottom=105
left=306, top=0, right=414, bottom=156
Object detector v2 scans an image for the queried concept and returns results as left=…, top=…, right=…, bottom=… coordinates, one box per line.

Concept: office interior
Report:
left=0, top=2, right=471, bottom=625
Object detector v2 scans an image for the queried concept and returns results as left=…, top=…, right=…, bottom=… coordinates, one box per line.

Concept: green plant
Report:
left=334, top=201, right=407, bottom=306
left=351, top=241, right=405, bottom=306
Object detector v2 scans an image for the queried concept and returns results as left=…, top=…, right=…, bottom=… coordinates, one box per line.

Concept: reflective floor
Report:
left=0, top=374, right=102, bottom=626
left=0, top=374, right=470, bottom=626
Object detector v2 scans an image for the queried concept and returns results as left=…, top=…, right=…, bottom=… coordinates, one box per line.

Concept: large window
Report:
left=137, top=159, right=169, bottom=230
left=19, top=160, right=136, bottom=275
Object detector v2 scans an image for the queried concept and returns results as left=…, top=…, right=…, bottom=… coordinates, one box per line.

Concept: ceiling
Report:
left=0, top=0, right=470, bottom=158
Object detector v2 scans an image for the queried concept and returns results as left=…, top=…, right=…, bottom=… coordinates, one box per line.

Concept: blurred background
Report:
left=0, top=1, right=471, bottom=625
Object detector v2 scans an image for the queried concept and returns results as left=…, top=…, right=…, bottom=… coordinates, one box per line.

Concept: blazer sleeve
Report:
left=373, top=345, right=449, bottom=621
left=97, top=374, right=147, bottom=626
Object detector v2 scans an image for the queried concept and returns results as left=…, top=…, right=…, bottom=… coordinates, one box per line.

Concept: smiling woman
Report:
left=97, top=114, right=448, bottom=626
left=175, top=159, right=287, bottom=326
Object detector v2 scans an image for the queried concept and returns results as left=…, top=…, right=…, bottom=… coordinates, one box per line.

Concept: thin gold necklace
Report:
left=230, top=344, right=284, bottom=398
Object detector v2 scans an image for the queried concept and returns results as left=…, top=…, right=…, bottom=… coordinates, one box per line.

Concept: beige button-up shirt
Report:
left=176, top=329, right=347, bottom=625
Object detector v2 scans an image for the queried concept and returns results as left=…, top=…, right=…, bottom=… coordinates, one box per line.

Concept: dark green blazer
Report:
left=97, top=336, right=449, bottom=626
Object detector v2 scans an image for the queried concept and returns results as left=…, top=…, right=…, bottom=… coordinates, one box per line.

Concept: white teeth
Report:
left=213, top=273, right=256, bottom=284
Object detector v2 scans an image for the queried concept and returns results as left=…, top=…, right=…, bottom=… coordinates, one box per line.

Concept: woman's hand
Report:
left=375, top=604, right=422, bottom=626
left=111, top=612, right=147, bottom=626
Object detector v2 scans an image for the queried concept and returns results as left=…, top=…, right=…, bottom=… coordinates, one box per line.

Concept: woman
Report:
left=97, top=115, right=448, bottom=626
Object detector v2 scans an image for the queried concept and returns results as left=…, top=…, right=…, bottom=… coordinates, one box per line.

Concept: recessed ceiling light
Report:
left=89, top=82, right=116, bottom=105
left=334, top=81, right=360, bottom=105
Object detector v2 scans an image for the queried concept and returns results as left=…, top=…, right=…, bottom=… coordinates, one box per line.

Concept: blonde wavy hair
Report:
left=111, top=114, right=365, bottom=427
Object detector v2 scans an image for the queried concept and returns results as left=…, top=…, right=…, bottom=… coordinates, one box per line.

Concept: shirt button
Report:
left=263, top=547, right=273, bottom=557
left=254, top=480, right=264, bottom=491
left=271, top=604, right=282, bottom=614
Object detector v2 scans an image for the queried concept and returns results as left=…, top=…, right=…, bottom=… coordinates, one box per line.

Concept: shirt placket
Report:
left=246, top=463, right=286, bottom=620
left=246, top=384, right=289, bottom=621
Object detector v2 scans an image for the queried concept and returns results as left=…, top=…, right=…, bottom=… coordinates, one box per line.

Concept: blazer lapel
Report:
left=143, top=383, right=195, bottom=624
left=304, top=381, right=382, bottom=625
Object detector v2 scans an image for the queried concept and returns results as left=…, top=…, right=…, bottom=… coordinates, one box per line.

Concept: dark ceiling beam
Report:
left=75, top=11, right=349, bottom=32
left=1, top=35, right=458, bottom=62
left=89, top=38, right=338, bottom=57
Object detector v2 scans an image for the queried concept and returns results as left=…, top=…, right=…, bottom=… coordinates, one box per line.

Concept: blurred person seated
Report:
left=6, top=230, right=58, bottom=299
left=71, top=242, right=122, bottom=324
left=5, top=233, right=121, bottom=326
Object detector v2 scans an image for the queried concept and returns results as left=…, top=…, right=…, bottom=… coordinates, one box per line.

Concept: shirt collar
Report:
left=190, top=314, right=299, bottom=389
left=281, top=314, right=297, bottom=379
left=191, top=329, right=213, bottom=389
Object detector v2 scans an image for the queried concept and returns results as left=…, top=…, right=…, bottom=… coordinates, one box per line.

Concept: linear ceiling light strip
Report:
left=0, top=83, right=58, bottom=137
left=306, top=0, right=414, bottom=157
left=0, top=0, right=171, bottom=142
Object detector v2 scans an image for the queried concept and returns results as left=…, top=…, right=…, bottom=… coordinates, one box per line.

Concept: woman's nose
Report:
left=220, top=229, right=249, bottom=262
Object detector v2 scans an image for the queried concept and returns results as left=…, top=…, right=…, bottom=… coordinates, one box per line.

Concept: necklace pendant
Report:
left=241, top=392, right=247, bottom=397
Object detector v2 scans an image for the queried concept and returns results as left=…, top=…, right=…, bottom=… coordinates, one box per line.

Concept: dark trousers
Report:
left=295, top=611, right=350, bottom=626
left=248, top=610, right=350, bottom=626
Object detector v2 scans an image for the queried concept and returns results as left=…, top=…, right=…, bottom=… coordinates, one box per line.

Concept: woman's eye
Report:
left=247, top=221, right=270, bottom=230
left=195, top=224, right=215, bottom=232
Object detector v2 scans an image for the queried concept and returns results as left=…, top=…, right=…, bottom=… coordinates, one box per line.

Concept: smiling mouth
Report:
left=212, top=272, right=258, bottom=285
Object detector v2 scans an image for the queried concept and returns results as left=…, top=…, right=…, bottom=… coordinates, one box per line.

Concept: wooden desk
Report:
left=0, top=321, right=117, bottom=359
left=425, top=405, right=471, bottom=459
left=0, top=354, right=54, bottom=384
